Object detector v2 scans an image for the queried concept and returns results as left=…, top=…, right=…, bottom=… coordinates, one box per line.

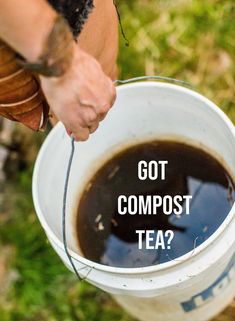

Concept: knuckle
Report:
left=75, top=112, right=88, bottom=127
left=80, top=128, right=90, bottom=141
left=86, top=110, right=98, bottom=123
left=99, top=112, right=107, bottom=121
left=80, top=110, right=97, bottom=126
left=90, top=122, right=99, bottom=133
left=99, top=102, right=110, bottom=114
left=79, top=117, right=87, bottom=128
left=74, top=130, right=89, bottom=142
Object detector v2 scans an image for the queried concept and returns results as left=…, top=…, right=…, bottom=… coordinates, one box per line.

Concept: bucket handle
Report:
left=114, top=75, right=194, bottom=89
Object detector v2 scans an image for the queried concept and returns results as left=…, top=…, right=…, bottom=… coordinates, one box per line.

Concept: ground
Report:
left=0, top=0, right=234, bottom=320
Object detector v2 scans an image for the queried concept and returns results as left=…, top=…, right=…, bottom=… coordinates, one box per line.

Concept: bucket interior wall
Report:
left=34, top=83, right=235, bottom=255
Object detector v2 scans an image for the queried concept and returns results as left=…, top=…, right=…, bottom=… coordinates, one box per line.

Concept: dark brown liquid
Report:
left=76, top=141, right=235, bottom=268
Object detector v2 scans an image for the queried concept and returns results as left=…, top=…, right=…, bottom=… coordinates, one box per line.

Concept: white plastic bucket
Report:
left=33, top=80, right=235, bottom=321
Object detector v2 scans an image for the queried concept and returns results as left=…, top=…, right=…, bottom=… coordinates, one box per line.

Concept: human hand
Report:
left=40, top=43, right=116, bottom=141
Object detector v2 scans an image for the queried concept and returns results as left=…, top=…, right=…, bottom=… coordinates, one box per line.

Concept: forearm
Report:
left=0, top=0, right=57, bottom=61
left=0, top=0, right=116, bottom=140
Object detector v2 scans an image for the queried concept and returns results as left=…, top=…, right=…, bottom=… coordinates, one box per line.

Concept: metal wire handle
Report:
left=62, top=75, right=193, bottom=280
left=114, top=75, right=194, bottom=89
left=62, top=137, right=83, bottom=279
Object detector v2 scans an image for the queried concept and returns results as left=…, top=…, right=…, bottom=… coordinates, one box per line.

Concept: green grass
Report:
left=118, top=0, right=235, bottom=119
left=0, top=0, right=234, bottom=320
left=0, top=168, right=134, bottom=321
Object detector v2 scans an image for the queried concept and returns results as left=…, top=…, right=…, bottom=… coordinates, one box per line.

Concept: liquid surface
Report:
left=76, top=141, right=235, bottom=268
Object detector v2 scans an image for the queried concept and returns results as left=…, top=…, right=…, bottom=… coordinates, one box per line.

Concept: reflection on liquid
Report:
left=77, top=141, right=235, bottom=268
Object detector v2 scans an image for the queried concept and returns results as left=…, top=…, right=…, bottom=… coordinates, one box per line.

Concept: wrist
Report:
left=18, top=15, right=74, bottom=78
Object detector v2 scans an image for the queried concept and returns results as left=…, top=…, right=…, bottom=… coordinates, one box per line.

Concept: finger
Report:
left=65, top=118, right=90, bottom=142
left=99, top=87, right=116, bottom=114
left=99, top=81, right=116, bottom=121
left=66, top=128, right=72, bottom=136
left=99, top=111, right=107, bottom=121
left=79, top=106, right=99, bottom=127
left=80, top=78, right=116, bottom=116
left=108, top=78, right=117, bottom=107
left=63, top=113, right=88, bottom=140
left=98, top=79, right=116, bottom=115
left=71, top=127, right=90, bottom=142
left=88, top=121, right=99, bottom=134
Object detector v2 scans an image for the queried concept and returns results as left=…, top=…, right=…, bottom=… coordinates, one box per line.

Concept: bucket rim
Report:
left=32, top=81, right=235, bottom=275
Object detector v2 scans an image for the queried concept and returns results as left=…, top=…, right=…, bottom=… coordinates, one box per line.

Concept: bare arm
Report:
left=0, top=0, right=56, bottom=61
left=0, top=0, right=116, bottom=141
